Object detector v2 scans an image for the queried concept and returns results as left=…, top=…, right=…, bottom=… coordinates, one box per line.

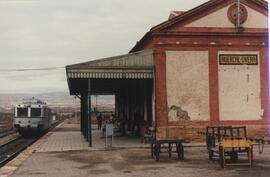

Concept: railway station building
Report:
left=66, top=0, right=269, bottom=145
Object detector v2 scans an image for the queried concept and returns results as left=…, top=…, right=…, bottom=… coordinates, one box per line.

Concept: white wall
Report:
left=166, top=51, right=210, bottom=121
left=218, top=51, right=262, bottom=121
left=185, top=5, right=234, bottom=28
left=185, top=4, right=268, bottom=28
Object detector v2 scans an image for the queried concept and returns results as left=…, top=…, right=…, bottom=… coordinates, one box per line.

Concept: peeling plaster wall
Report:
left=166, top=51, right=210, bottom=121
left=218, top=51, right=262, bottom=121
left=185, top=4, right=268, bottom=28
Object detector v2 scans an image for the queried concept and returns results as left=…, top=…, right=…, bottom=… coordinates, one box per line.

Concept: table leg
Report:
left=154, top=143, right=161, bottom=161
left=168, top=143, right=172, bottom=159
left=251, top=146, right=253, bottom=166
left=151, top=142, right=154, bottom=157
left=219, top=147, right=225, bottom=168
left=176, top=143, right=184, bottom=160
left=248, top=147, right=252, bottom=168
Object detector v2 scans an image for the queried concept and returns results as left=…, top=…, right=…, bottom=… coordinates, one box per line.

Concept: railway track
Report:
left=0, top=136, right=39, bottom=168
left=0, top=120, right=63, bottom=168
left=0, top=125, right=15, bottom=138
left=0, top=130, right=16, bottom=139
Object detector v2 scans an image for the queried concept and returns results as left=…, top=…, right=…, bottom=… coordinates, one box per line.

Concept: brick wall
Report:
left=155, top=122, right=270, bottom=142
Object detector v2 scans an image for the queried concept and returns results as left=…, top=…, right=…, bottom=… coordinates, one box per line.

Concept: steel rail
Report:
left=0, top=119, right=63, bottom=168
left=0, top=137, right=38, bottom=168
left=0, top=130, right=16, bottom=139
left=0, top=136, right=21, bottom=149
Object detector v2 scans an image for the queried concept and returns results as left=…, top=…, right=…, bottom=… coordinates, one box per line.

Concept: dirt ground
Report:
left=9, top=144, right=270, bottom=177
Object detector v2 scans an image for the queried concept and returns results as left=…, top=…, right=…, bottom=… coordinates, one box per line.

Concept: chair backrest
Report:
left=205, top=126, right=247, bottom=149
left=230, top=126, right=247, bottom=139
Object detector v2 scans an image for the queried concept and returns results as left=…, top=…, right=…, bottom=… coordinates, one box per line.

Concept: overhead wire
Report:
left=0, top=67, right=65, bottom=72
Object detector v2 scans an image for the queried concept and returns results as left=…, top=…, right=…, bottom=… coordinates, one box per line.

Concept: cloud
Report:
left=3, top=0, right=249, bottom=93
left=0, top=69, right=67, bottom=93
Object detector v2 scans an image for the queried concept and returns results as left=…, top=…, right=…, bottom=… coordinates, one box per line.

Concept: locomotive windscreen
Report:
left=17, top=108, right=28, bottom=117
left=31, top=108, right=42, bottom=117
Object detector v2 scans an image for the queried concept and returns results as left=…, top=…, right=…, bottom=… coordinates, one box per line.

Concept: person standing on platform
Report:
left=97, top=113, right=102, bottom=130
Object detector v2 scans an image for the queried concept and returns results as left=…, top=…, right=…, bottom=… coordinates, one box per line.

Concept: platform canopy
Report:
left=65, top=50, right=155, bottom=146
left=66, top=50, right=154, bottom=95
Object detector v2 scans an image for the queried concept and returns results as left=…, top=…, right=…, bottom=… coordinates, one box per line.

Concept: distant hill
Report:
left=0, top=92, right=74, bottom=109
left=0, top=106, right=12, bottom=114
left=0, top=92, right=114, bottom=112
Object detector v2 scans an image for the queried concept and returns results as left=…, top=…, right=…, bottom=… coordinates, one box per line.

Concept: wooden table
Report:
left=219, top=139, right=253, bottom=168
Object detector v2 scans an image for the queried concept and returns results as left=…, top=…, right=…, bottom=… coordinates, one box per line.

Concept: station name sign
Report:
left=219, top=54, right=258, bottom=65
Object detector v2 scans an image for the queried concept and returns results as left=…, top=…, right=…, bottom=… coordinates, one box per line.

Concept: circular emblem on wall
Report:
left=227, top=4, right=248, bottom=25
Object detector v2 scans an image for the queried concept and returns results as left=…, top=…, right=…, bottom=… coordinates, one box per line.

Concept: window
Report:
left=17, top=108, right=28, bottom=117
left=31, top=108, right=42, bottom=117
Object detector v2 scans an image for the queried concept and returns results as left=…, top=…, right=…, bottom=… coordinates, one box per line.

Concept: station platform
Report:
left=0, top=119, right=148, bottom=177
left=37, top=120, right=147, bottom=152
left=1, top=119, right=270, bottom=177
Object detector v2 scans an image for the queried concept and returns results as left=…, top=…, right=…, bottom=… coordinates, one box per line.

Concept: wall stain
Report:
left=168, top=105, right=190, bottom=121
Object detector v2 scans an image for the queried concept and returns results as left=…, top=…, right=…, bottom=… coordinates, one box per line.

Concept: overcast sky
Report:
left=0, top=0, right=268, bottom=94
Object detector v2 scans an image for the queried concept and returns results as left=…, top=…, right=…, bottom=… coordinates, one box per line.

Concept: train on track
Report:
left=14, top=98, right=52, bottom=136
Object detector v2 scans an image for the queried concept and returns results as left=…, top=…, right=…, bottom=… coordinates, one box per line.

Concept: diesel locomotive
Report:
left=14, top=97, right=52, bottom=136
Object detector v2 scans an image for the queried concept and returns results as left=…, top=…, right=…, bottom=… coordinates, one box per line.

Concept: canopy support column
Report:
left=88, top=79, right=92, bottom=147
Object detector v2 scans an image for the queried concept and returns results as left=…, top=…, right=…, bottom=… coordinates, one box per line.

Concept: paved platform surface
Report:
left=37, top=122, right=147, bottom=152
left=1, top=120, right=270, bottom=177
left=8, top=145, right=270, bottom=177
left=37, top=124, right=89, bottom=152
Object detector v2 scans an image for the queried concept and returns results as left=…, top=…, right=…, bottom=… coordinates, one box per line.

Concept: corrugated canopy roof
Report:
left=66, top=50, right=154, bottom=79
